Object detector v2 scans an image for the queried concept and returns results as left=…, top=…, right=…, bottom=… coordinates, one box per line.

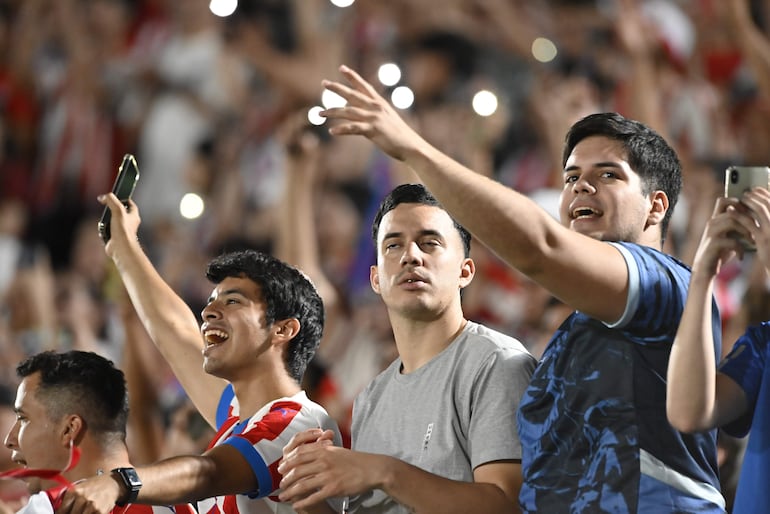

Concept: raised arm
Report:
left=666, top=196, right=752, bottom=432
left=724, top=0, right=770, bottom=102
left=100, top=194, right=227, bottom=427
left=321, top=66, right=629, bottom=322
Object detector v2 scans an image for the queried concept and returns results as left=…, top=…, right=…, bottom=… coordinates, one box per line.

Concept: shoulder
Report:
left=611, top=242, right=688, bottom=274
left=462, top=321, right=534, bottom=361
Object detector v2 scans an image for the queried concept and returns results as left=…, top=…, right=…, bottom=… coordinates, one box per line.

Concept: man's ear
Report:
left=459, top=258, right=475, bottom=290
left=646, top=190, right=669, bottom=227
left=272, top=318, right=301, bottom=346
left=61, top=414, right=85, bottom=446
left=370, top=265, right=381, bottom=295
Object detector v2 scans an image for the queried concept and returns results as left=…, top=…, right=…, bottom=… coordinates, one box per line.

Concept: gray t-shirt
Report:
left=348, top=321, right=536, bottom=513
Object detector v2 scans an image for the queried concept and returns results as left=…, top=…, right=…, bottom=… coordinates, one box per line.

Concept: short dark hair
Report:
left=16, top=351, right=129, bottom=440
left=562, top=112, right=682, bottom=243
left=206, top=250, right=324, bottom=382
left=371, top=183, right=472, bottom=257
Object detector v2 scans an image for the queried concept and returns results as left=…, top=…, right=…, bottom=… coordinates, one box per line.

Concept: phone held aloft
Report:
left=724, top=165, right=770, bottom=252
left=98, top=154, right=140, bottom=243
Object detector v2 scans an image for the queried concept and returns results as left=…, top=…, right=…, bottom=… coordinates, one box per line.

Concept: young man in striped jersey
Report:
left=56, top=195, right=341, bottom=514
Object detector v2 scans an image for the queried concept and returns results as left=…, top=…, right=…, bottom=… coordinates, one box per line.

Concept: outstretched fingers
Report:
left=338, top=64, right=382, bottom=98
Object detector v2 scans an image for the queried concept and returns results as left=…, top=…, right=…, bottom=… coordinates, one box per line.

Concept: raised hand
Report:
left=321, top=65, right=429, bottom=162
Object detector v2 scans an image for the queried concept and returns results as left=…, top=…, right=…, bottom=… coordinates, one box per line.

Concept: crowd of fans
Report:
left=1, top=0, right=769, bottom=510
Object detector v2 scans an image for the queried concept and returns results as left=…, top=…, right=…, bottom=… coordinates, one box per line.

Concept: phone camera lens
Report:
left=731, top=169, right=739, bottom=184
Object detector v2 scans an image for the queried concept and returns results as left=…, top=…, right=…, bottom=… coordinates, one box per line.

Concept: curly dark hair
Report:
left=205, top=250, right=324, bottom=382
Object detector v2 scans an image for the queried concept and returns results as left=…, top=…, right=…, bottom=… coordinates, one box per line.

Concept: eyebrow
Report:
left=564, top=161, right=624, bottom=173
left=207, top=288, right=247, bottom=303
left=382, top=229, right=444, bottom=241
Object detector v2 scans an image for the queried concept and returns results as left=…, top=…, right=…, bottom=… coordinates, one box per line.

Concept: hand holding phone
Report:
left=98, top=154, right=140, bottom=243
left=724, top=166, right=770, bottom=251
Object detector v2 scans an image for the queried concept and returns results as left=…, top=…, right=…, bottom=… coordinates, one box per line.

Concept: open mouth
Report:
left=203, top=329, right=229, bottom=347
left=572, top=206, right=602, bottom=219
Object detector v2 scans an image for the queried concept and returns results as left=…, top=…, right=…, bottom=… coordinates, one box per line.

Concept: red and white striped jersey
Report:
left=197, top=386, right=342, bottom=514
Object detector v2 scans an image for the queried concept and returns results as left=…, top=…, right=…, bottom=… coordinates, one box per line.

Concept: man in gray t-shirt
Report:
left=278, top=184, right=536, bottom=513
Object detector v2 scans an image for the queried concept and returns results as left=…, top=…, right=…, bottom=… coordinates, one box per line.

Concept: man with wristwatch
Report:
left=53, top=195, right=342, bottom=514
left=3, top=350, right=195, bottom=514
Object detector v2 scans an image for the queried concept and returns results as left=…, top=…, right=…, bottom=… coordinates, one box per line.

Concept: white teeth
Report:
left=573, top=207, right=599, bottom=218
left=204, top=329, right=229, bottom=344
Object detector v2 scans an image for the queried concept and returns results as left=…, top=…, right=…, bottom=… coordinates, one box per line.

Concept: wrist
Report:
left=111, top=467, right=142, bottom=506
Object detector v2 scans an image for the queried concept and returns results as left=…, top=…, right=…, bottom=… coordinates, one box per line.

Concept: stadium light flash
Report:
left=308, top=106, right=326, bottom=126
left=472, top=90, right=498, bottom=117
left=209, top=0, right=237, bottom=17
left=391, top=86, right=414, bottom=110
left=330, top=0, right=356, bottom=7
left=322, top=89, right=347, bottom=109
left=378, top=63, right=402, bottom=87
left=532, top=37, right=558, bottom=63
left=180, top=193, right=205, bottom=219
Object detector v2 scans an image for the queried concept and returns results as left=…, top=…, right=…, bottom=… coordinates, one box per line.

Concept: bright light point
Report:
left=209, top=0, right=237, bottom=17
left=329, top=0, right=355, bottom=7
left=472, top=90, right=498, bottom=117
left=378, top=63, right=401, bottom=86
left=322, top=89, right=347, bottom=109
left=308, top=106, right=325, bottom=126
left=180, top=193, right=205, bottom=219
left=391, top=86, right=414, bottom=110
left=532, top=37, right=558, bottom=63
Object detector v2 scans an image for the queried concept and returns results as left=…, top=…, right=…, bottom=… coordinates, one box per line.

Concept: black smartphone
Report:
left=98, top=154, right=140, bottom=243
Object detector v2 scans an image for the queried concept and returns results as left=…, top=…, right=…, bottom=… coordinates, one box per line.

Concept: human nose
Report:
left=400, top=241, right=423, bottom=266
left=200, top=302, right=221, bottom=321
left=572, top=174, right=596, bottom=194
left=4, top=422, right=18, bottom=450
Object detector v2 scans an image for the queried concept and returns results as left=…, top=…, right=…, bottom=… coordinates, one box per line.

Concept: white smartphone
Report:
left=724, top=165, right=770, bottom=251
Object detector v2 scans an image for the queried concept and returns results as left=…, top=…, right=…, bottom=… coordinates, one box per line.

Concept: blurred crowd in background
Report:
left=1, top=0, right=770, bottom=510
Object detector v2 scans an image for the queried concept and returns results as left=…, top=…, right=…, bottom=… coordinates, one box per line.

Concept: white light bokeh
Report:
left=180, top=193, right=205, bottom=219
left=308, top=106, right=326, bottom=126
left=377, top=63, right=402, bottom=87
left=532, top=37, right=558, bottom=63
left=391, top=86, right=414, bottom=110
left=472, top=90, right=498, bottom=117
left=322, top=89, right=347, bottom=109
left=330, top=0, right=355, bottom=6
left=209, top=0, right=238, bottom=17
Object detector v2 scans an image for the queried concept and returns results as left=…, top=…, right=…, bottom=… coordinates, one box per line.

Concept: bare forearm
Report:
left=109, top=239, right=224, bottom=424
left=111, top=240, right=198, bottom=349
left=376, top=456, right=519, bottom=514
left=667, top=271, right=718, bottom=432
left=403, top=142, right=560, bottom=276
left=133, top=456, right=247, bottom=505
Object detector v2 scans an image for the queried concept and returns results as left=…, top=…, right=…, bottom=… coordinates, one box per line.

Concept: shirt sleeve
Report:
left=719, top=323, right=769, bottom=437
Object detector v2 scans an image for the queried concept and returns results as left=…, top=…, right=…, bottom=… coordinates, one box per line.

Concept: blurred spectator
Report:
left=1, top=2, right=770, bottom=501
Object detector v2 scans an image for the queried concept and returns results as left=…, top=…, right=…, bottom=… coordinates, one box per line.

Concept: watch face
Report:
left=122, top=468, right=142, bottom=488
left=113, top=467, right=142, bottom=506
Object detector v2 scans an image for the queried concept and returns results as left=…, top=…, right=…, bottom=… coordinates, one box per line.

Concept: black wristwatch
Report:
left=111, top=467, right=142, bottom=506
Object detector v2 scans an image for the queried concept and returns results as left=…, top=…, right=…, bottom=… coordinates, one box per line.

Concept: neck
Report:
left=390, top=307, right=467, bottom=374
left=230, top=369, right=301, bottom=421
left=64, top=439, right=131, bottom=483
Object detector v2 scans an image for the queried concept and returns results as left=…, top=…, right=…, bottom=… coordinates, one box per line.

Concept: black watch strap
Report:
left=111, top=467, right=142, bottom=506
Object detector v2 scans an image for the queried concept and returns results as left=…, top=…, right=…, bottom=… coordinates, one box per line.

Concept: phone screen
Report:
left=98, top=154, right=140, bottom=243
